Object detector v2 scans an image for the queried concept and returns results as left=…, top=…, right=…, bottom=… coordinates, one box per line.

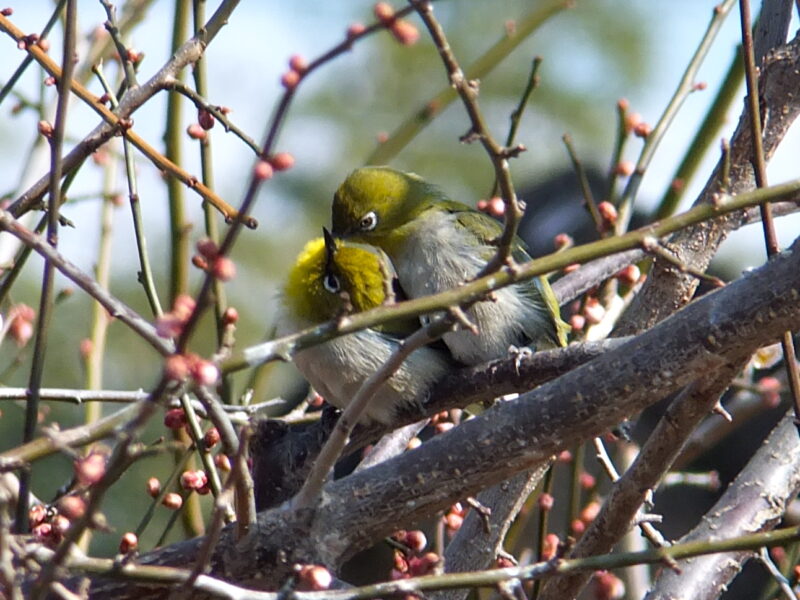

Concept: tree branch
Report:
left=83, top=236, right=800, bottom=598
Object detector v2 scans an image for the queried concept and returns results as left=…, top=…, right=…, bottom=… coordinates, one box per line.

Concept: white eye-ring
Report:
left=323, top=273, right=341, bottom=293
left=359, top=211, right=378, bottom=232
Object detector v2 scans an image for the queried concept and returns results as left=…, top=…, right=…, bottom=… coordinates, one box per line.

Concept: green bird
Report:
left=331, top=166, right=568, bottom=365
left=277, top=229, right=451, bottom=424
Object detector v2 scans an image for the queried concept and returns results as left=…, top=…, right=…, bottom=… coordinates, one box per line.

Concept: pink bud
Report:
left=191, top=359, right=219, bottom=386
left=288, top=54, right=308, bottom=74
left=270, top=152, right=295, bottom=171
left=74, top=452, right=106, bottom=486
left=164, top=408, right=188, bottom=430
left=347, top=23, right=367, bottom=39
left=119, top=532, right=138, bottom=553
left=162, top=492, right=183, bottom=510
left=186, top=123, right=206, bottom=141
left=374, top=2, right=395, bottom=24
left=146, top=477, right=161, bottom=498
left=212, top=256, right=236, bottom=281
left=197, top=108, right=215, bottom=130
left=296, top=565, right=332, bottom=591
left=391, top=20, right=419, bottom=46
left=281, top=69, right=300, bottom=90
left=254, top=160, right=274, bottom=181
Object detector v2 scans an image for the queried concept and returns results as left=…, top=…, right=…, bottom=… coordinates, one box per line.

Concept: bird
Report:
left=331, top=166, right=568, bottom=365
left=276, top=228, right=452, bottom=424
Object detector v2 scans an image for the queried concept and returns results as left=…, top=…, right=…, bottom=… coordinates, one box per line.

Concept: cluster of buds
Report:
left=30, top=495, right=90, bottom=549
left=253, top=151, right=295, bottom=181
left=155, top=294, right=196, bottom=339
left=374, top=2, right=420, bottom=46
left=16, top=31, right=44, bottom=50
left=147, top=473, right=188, bottom=510
left=6, top=303, right=35, bottom=347
left=163, top=352, right=219, bottom=386
left=430, top=409, right=461, bottom=435
left=180, top=469, right=210, bottom=495
left=391, top=549, right=441, bottom=581
left=191, top=239, right=236, bottom=282
left=390, top=528, right=440, bottom=585
left=29, top=503, right=69, bottom=548
left=74, top=451, right=107, bottom=487
left=571, top=500, right=601, bottom=536
left=281, top=53, right=308, bottom=90
left=186, top=106, right=230, bottom=141
left=443, top=502, right=466, bottom=537
left=619, top=99, right=651, bottom=140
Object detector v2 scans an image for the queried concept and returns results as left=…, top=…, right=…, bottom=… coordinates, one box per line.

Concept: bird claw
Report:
left=507, top=345, right=532, bottom=375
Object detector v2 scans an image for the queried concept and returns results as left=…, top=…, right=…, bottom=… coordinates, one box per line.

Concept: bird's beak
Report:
left=322, top=227, right=337, bottom=263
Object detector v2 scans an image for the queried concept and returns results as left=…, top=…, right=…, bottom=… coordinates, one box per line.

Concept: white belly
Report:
left=391, top=212, right=539, bottom=365
left=277, top=311, right=448, bottom=423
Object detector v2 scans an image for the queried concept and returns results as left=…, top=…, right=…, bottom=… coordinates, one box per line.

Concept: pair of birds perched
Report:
left=279, top=166, right=568, bottom=424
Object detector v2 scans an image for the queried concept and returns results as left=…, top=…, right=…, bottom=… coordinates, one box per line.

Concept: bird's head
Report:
left=331, top=166, right=436, bottom=244
left=283, top=228, right=391, bottom=324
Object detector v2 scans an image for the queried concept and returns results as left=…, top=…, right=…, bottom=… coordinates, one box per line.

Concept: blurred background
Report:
left=0, top=2, right=798, bottom=592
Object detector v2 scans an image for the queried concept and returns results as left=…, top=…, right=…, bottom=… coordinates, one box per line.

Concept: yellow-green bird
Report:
left=331, top=166, right=568, bottom=365
left=277, top=229, right=451, bottom=424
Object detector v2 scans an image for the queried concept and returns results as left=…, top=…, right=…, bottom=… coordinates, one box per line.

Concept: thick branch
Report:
left=646, top=412, right=800, bottom=599
left=84, top=236, right=800, bottom=598
left=617, top=25, right=800, bottom=334
left=539, top=361, right=744, bottom=600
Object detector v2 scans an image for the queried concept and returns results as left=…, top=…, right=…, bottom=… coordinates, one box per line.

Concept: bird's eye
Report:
left=359, top=211, right=378, bottom=232
left=323, top=273, right=341, bottom=293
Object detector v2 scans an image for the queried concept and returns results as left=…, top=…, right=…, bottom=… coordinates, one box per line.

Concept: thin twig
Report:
left=54, top=526, right=800, bottom=598
left=292, top=319, right=452, bottom=509
left=591, top=438, right=667, bottom=547
left=166, top=80, right=261, bottom=155
left=759, top=547, right=800, bottom=600
left=0, top=0, right=67, bottom=107
left=563, top=133, right=603, bottom=234
left=224, top=177, right=800, bottom=373
left=173, top=1, right=435, bottom=353
left=0, top=10, right=248, bottom=225
left=655, top=50, right=744, bottom=218
left=17, top=0, right=78, bottom=534
left=490, top=55, right=543, bottom=197
left=367, top=0, right=571, bottom=165
left=411, top=0, right=523, bottom=271
left=605, top=100, right=630, bottom=205
left=190, top=0, right=234, bottom=403
left=641, top=236, right=726, bottom=288
left=615, top=0, right=738, bottom=234
left=92, top=64, right=164, bottom=317
left=0, top=208, right=172, bottom=355
left=180, top=394, right=226, bottom=507
left=100, top=0, right=139, bottom=89
left=194, top=386, right=255, bottom=532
